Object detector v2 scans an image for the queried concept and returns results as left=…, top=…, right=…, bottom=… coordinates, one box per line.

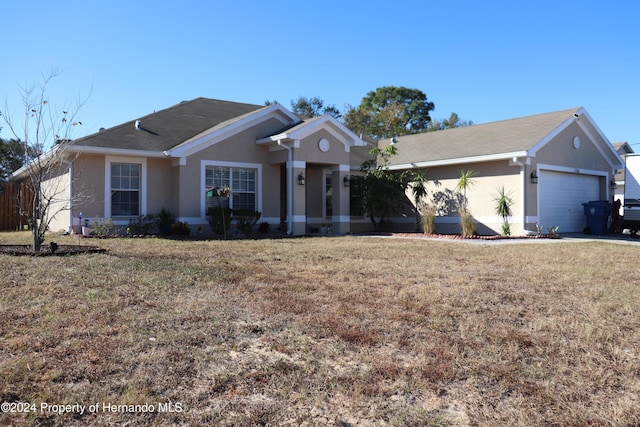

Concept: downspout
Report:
left=511, top=157, right=528, bottom=234
left=277, top=139, right=293, bottom=235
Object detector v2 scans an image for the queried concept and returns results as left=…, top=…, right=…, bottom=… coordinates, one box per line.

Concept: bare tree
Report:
left=0, top=71, right=90, bottom=251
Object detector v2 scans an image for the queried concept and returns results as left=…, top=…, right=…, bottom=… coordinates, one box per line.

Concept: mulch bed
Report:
left=0, top=244, right=106, bottom=256
left=361, top=232, right=561, bottom=240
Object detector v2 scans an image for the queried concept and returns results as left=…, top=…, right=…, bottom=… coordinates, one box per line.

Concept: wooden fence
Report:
left=0, top=181, right=33, bottom=231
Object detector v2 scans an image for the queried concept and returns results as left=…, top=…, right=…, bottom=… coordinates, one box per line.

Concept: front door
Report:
left=324, top=172, right=333, bottom=220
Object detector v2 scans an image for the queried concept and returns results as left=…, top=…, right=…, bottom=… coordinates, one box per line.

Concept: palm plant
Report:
left=455, top=169, right=477, bottom=211
left=493, top=186, right=514, bottom=236
left=456, top=169, right=477, bottom=237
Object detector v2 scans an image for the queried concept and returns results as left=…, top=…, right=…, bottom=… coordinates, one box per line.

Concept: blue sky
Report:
left=2, top=0, right=639, bottom=148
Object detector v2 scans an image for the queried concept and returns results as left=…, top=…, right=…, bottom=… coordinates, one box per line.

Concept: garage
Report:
left=538, top=170, right=601, bottom=233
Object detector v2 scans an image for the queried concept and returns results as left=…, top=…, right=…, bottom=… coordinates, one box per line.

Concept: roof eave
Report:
left=387, top=151, right=530, bottom=170
left=8, top=145, right=65, bottom=181
left=67, top=144, right=168, bottom=158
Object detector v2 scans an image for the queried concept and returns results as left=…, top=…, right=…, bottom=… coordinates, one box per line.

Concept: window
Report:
left=111, top=163, right=141, bottom=216
left=325, top=174, right=333, bottom=219
left=349, top=175, right=366, bottom=218
left=206, top=166, right=257, bottom=212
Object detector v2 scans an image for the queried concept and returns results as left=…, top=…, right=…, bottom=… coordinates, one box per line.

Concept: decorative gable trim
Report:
left=527, top=115, right=576, bottom=157
left=528, top=107, right=623, bottom=172
left=166, top=103, right=300, bottom=160
left=258, top=115, right=366, bottom=152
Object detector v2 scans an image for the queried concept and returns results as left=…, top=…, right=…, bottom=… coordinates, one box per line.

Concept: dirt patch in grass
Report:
left=1, top=231, right=639, bottom=426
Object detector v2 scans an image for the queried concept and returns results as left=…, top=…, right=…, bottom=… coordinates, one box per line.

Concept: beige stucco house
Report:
left=382, top=107, right=624, bottom=235
left=9, top=101, right=624, bottom=237
left=22, top=98, right=365, bottom=235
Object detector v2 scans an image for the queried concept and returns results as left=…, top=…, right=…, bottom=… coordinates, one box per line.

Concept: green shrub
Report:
left=158, top=208, right=175, bottom=235
left=233, top=209, right=261, bottom=235
left=172, top=221, right=191, bottom=236
left=207, top=207, right=231, bottom=236
left=128, top=214, right=157, bottom=235
left=91, top=217, right=114, bottom=236
left=501, top=222, right=511, bottom=236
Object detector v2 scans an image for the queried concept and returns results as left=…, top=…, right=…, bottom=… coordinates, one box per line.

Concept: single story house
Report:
left=382, top=107, right=624, bottom=235
left=9, top=101, right=624, bottom=237
left=10, top=98, right=366, bottom=235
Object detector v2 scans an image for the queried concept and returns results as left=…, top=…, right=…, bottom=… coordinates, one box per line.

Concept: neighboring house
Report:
left=10, top=98, right=366, bottom=236
left=382, top=107, right=624, bottom=235
left=612, top=142, right=634, bottom=216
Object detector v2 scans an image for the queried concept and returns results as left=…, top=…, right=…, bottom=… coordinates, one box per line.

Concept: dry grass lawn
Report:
left=1, top=231, right=639, bottom=426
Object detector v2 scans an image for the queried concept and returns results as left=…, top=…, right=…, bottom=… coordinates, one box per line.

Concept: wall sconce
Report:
left=343, top=176, right=350, bottom=187
left=610, top=178, right=617, bottom=190
left=298, top=173, right=305, bottom=185
left=530, top=171, right=538, bottom=184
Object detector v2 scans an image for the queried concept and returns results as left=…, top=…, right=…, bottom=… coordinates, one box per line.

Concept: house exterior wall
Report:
left=43, top=165, right=72, bottom=233
left=181, top=118, right=288, bottom=228
left=72, top=154, right=106, bottom=221
left=262, top=163, right=282, bottom=222
left=71, top=154, right=177, bottom=229
left=305, top=166, right=324, bottom=220
left=147, top=157, right=178, bottom=215
left=382, top=161, right=523, bottom=235
left=420, top=161, right=522, bottom=235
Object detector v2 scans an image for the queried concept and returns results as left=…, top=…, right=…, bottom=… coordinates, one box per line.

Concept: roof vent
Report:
left=99, top=127, right=106, bottom=132
left=135, top=120, right=142, bottom=130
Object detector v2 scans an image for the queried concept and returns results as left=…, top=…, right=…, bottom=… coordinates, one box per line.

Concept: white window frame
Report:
left=201, top=160, right=262, bottom=220
left=105, top=156, right=147, bottom=222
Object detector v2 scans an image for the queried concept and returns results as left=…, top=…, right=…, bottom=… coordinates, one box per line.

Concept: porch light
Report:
left=530, top=171, right=538, bottom=184
left=610, top=178, right=617, bottom=190
left=298, top=173, right=305, bottom=185
left=343, top=176, right=350, bottom=187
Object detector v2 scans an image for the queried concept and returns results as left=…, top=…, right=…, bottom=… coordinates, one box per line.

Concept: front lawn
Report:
left=1, top=232, right=639, bottom=426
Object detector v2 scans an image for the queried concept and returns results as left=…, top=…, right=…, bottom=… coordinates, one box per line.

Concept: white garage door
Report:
left=539, top=171, right=601, bottom=233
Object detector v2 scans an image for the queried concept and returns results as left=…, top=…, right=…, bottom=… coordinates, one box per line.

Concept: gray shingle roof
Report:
left=72, top=98, right=266, bottom=152
left=385, top=107, right=581, bottom=166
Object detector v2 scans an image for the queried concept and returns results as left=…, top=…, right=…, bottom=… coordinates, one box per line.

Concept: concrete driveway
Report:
left=359, top=232, right=640, bottom=245
left=556, top=232, right=640, bottom=245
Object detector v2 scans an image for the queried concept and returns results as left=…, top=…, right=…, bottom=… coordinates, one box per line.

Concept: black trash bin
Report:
left=582, top=200, right=612, bottom=235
